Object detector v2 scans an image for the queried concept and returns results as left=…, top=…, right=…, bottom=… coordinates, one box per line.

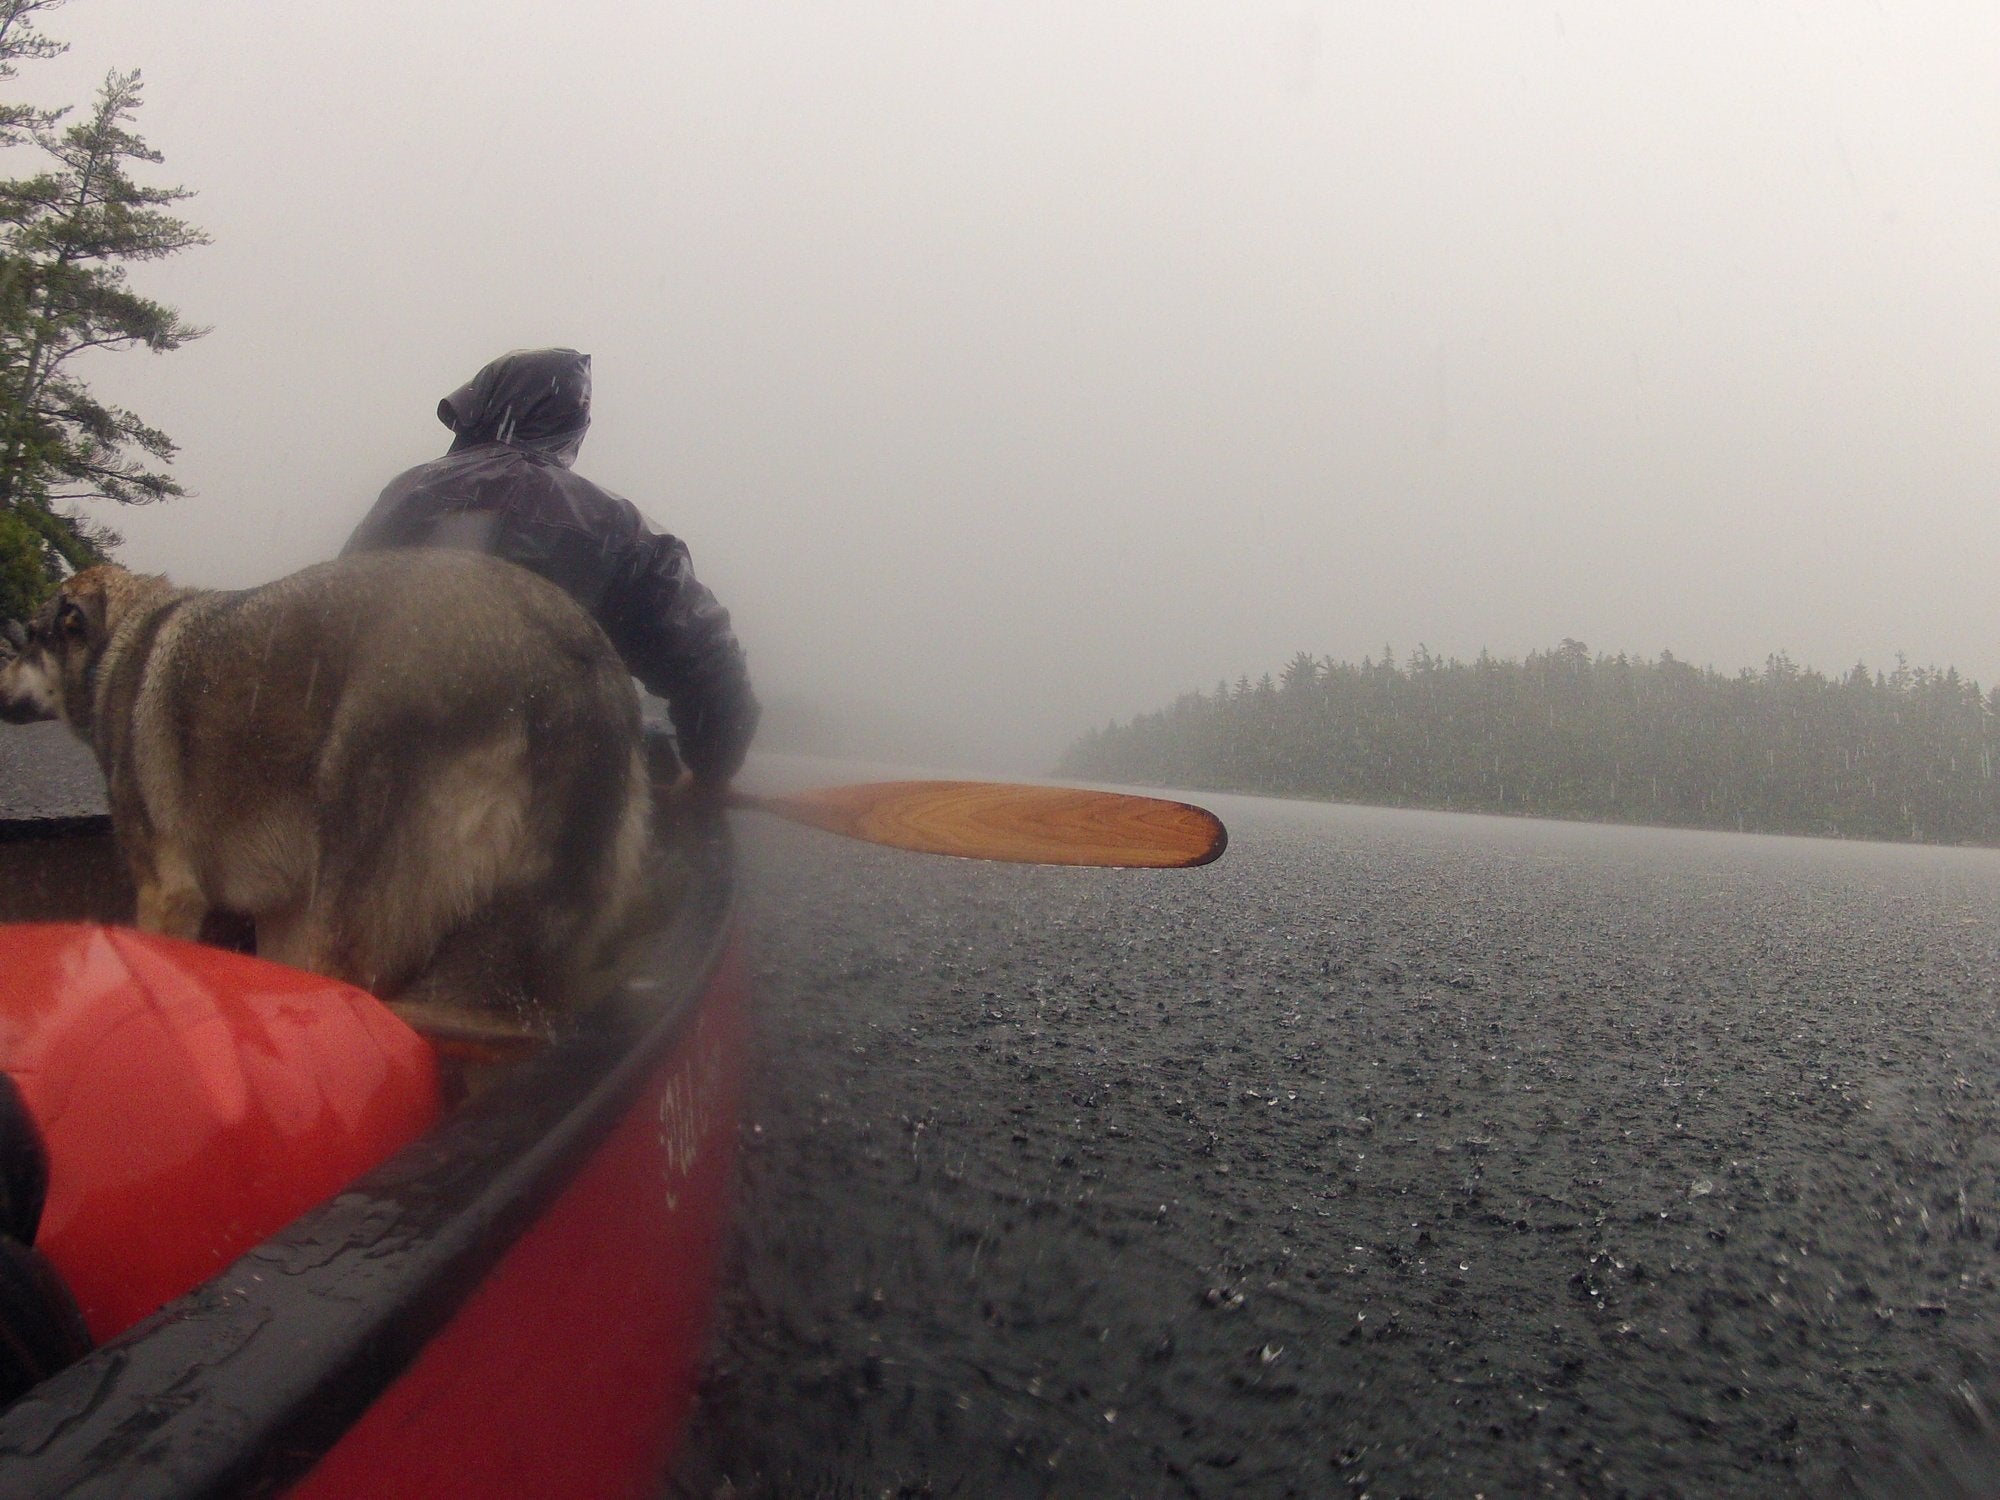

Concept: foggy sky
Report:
left=19, top=2, right=2000, bottom=771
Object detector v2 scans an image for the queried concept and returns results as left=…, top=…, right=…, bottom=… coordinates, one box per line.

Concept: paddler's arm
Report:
left=602, top=529, right=760, bottom=787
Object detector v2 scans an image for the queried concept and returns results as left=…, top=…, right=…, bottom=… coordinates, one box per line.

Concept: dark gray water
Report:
left=674, top=787, right=2000, bottom=1498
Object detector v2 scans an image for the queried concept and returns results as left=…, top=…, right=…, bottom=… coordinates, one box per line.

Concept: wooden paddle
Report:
left=727, top=780, right=1227, bottom=868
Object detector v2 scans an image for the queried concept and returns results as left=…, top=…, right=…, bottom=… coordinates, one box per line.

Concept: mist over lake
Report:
left=8, top=3, right=1999, bottom=773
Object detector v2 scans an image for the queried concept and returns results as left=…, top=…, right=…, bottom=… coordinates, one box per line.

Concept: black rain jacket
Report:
left=343, top=349, right=759, bottom=781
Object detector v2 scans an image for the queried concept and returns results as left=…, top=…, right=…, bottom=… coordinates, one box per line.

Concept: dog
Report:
left=0, top=550, right=653, bottom=1031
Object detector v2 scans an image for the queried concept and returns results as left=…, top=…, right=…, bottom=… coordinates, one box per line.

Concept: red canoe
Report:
left=0, top=805, right=746, bottom=1499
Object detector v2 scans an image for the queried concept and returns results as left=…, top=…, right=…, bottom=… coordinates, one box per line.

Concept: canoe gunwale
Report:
left=0, top=815, right=738, bottom=1499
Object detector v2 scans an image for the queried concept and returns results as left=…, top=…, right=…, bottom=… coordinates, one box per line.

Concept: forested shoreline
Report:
left=1058, top=640, right=2000, bottom=845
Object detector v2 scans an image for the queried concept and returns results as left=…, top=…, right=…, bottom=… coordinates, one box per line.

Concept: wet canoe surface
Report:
left=672, top=791, right=2000, bottom=1498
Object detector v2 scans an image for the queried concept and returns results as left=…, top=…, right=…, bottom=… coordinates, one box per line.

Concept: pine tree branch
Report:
left=0, top=59, right=206, bottom=527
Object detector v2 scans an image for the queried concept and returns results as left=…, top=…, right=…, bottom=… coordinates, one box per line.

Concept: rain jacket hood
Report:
left=440, top=348, right=592, bottom=467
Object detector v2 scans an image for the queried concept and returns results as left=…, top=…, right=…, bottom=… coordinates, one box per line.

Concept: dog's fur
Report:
left=0, top=550, right=652, bottom=1022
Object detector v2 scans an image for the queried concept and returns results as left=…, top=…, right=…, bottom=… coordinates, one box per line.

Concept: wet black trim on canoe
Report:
left=0, top=817, right=736, bottom=1500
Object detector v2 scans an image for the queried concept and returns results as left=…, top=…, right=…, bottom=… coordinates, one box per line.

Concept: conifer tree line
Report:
left=1059, top=640, right=2000, bottom=846
left=0, top=0, right=205, bottom=620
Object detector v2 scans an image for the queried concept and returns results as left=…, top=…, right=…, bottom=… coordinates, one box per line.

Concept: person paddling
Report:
left=345, top=347, right=759, bottom=787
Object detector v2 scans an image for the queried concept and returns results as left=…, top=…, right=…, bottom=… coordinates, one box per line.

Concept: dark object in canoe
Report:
left=0, top=803, right=747, bottom=1499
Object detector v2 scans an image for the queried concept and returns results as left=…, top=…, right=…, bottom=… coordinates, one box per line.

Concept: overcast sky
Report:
left=18, top=2, right=2000, bottom=770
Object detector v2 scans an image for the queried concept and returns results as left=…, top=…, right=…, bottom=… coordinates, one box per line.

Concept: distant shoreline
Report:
left=1061, top=642, right=2000, bottom=851
left=1085, top=775, right=2000, bottom=852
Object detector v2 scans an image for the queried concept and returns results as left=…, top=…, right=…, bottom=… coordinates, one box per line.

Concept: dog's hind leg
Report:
left=313, top=721, right=537, bottom=1000
left=380, top=903, right=560, bottom=1106
left=548, top=743, right=655, bottom=1008
left=253, top=906, right=334, bottom=977
left=131, top=843, right=208, bottom=942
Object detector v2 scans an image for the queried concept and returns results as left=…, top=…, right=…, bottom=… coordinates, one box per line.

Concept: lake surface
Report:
left=675, top=784, right=2000, bottom=1498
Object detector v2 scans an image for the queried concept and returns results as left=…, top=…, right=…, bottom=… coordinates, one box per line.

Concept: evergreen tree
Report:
left=0, top=2, right=63, bottom=148
left=0, top=31, right=206, bottom=619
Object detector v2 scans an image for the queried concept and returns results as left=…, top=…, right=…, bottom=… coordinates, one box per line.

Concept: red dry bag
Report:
left=0, top=923, right=441, bottom=1341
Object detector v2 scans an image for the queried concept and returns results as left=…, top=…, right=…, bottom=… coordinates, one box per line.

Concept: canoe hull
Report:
left=289, top=942, right=748, bottom=1500
left=0, top=815, right=746, bottom=1499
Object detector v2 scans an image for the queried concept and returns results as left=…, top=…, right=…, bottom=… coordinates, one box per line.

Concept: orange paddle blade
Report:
left=734, top=781, right=1227, bottom=868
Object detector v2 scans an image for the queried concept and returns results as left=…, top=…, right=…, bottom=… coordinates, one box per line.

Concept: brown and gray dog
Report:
left=0, top=550, right=652, bottom=1029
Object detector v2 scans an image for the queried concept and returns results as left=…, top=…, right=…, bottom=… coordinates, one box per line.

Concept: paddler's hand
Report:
left=680, top=773, right=732, bottom=812
left=653, top=770, right=730, bottom=823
